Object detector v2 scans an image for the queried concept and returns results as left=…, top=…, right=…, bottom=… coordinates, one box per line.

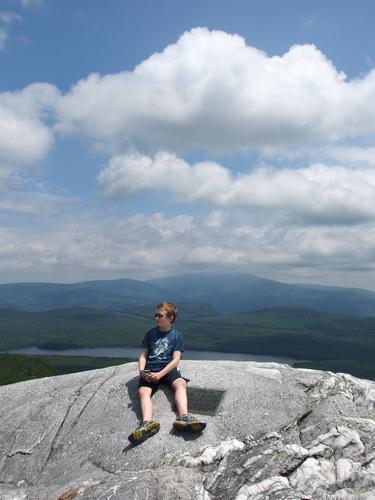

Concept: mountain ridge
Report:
left=1, top=272, right=375, bottom=316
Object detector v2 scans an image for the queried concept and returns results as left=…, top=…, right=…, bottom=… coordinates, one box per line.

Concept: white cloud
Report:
left=0, top=109, right=52, bottom=164
left=0, top=190, right=76, bottom=216
left=2, top=26, right=375, bottom=289
left=57, top=27, right=375, bottom=154
left=261, top=144, right=375, bottom=169
left=0, top=83, right=59, bottom=165
left=303, top=19, right=315, bottom=28
left=0, top=164, right=27, bottom=193
left=0, top=12, right=22, bottom=24
left=0, top=164, right=80, bottom=216
left=18, top=0, right=41, bottom=8
left=321, top=146, right=375, bottom=166
left=0, top=11, right=22, bottom=51
left=365, top=54, right=374, bottom=69
left=98, top=152, right=375, bottom=225
left=1, top=82, right=58, bottom=120
left=261, top=144, right=375, bottom=165
left=0, top=212, right=197, bottom=281
left=1, top=210, right=375, bottom=288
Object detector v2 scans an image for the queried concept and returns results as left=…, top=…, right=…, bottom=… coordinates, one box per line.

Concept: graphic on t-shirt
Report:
left=150, top=337, right=169, bottom=358
left=143, top=328, right=183, bottom=369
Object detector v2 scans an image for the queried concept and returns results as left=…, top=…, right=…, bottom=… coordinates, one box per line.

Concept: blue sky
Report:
left=1, top=0, right=375, bottom=289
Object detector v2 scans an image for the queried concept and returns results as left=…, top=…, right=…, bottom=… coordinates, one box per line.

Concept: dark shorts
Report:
left=139, top=367, right=189, bottom=394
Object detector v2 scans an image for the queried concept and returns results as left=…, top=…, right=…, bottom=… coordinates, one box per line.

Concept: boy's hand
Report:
left=148, top=372, right=162, bottom=383
left=140, top=369, right=151, bottom=381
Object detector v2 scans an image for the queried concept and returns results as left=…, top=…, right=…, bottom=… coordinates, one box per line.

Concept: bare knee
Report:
left=138, top=387, right=152, bottom=399
left=172, top=378, right=187, bottom=391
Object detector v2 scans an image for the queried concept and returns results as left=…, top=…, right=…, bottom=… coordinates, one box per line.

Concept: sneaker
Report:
left=173, top=413, right=206, bottom=432
left=128, top=420, right=160, bottom=445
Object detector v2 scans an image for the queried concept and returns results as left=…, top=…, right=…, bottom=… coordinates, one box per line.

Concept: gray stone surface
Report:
left=0, top=361, right=374, bottom=499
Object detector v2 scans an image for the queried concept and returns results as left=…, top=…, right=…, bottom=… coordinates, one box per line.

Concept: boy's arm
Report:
left=139, top=348, right=148, bottom=370
left=139, top=348, right=150, bottom=380
left=148, top=351, right=181, bottom=382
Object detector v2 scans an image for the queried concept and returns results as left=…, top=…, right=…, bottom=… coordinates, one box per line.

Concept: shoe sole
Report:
left=173, top=421, right=206, bottom=432
left=128, top=422, right=160, bottom=445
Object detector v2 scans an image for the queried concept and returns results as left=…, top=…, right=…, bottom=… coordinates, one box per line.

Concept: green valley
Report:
left=1, top=305, right=374, bottom=382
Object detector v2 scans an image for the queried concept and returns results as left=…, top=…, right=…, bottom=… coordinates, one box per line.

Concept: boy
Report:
left=129, top=301, right=206, bottom=444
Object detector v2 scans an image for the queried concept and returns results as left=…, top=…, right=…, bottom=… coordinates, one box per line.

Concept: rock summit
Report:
left=0, top=360, right=374, bottom=499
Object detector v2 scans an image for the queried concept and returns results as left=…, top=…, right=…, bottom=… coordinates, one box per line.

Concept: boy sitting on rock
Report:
left=129, top=301, right=206, bottom=444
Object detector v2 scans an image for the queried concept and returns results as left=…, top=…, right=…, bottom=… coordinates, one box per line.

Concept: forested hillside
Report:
left=1, top=305, right=374, bottom=380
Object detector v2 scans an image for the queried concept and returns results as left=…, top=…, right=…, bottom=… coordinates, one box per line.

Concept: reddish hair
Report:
left=157, top=302, right=178, bottom=323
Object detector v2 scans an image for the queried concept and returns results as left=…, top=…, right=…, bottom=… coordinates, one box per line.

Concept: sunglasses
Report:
left=154, top=312, right=169, bottom=319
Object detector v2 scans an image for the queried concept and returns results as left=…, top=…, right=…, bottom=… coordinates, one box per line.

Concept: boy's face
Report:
left=155, top=308, right=173, bottom=331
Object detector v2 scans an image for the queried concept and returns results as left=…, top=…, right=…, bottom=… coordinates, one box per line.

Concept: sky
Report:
left=1, top=0, right=375, bottom=289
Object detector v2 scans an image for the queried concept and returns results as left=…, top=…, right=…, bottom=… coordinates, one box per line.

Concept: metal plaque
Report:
left=187, top=386, right=226, bottom=416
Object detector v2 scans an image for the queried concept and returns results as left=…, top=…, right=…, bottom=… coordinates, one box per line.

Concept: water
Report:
left=4, top=346, right=295, bottom=365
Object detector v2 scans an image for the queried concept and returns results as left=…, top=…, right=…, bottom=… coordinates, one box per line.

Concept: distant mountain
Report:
left=1, top=272, right=375, bottom=316
left=149, top=272, right=375, bottom=316
left=0, top=279, right=177, bottom=312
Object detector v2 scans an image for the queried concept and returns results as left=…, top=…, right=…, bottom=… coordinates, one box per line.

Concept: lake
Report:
left=6, top=346, right=296, bottom=364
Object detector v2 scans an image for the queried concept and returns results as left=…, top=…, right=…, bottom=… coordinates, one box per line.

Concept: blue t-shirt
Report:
left=142, top=327, right=184, bottom=370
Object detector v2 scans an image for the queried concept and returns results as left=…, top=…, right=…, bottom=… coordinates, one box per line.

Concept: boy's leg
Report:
left=171, top=377, right=206, bottom=432
left=138, top=386, right=153, bottom=421
left=129, top=385, right=159, bottom=444
left=171, top=378, right=188, bottom=416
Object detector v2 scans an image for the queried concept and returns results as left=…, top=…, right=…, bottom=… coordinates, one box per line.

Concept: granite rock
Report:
left=0, top=361, right=374, bottom=499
